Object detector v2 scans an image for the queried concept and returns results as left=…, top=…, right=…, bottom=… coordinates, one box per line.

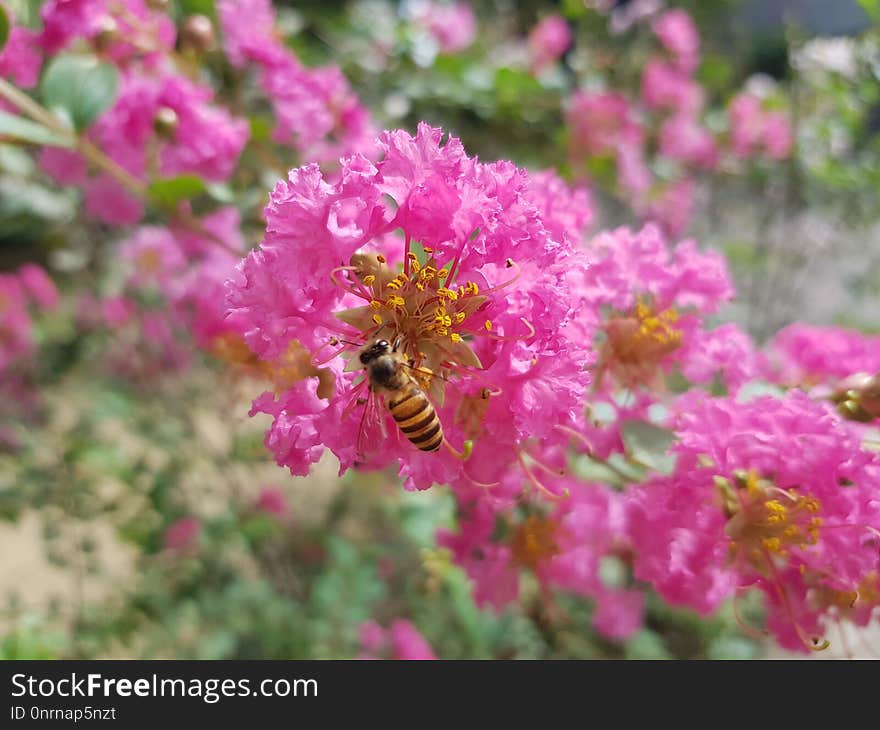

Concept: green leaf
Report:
left=620, top=419, right=677, bottom=474
left=859, top=0, right=880, bottom=23
left=148, top=175, right=207, bottom=207
left=0, top=5, right=9, bottom=53
left=41, top=54, right=119, bottom=131
left=0, top=110, right=73, bottom=148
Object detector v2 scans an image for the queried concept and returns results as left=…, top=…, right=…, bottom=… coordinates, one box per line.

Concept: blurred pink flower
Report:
left=255, top=486, right=289, bottom=517
left=658, top=113, right=718, bottom=169
left=40, top=0, right=176, bottom=66
left=528, top=15, right=572, bottom=74
left=162, top=517, right=202, bottom=552
left=0, top=6, right=42, bottom=88
left=729, top=93, right=793, bottom=160
left=410, top=1, right=476, bottom=54
left=358, top=619, right=436, bottom=659
left=641, top=58, right=703, bottom=115
left=218, top=0, right=375, bottom=164
left=18, top=264, right=59, bottom=311
left=767, top=323, right=880, bottom=386
left=40, top=70, right=248, bottom=225
left=652, top=8, right=699, bottom=73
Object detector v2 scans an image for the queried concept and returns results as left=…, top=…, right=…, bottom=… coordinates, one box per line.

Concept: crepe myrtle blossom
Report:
left=641, top=58, right=703, bottom=116
left=768, top=323, right=880, bottom=387
left=406, top=0, right=477, bottom=55
left=627, top=390, right=880, bottom=651
left=226, top=123, right=593, bottom=492
left=575, top=223, right=734, bottom=391
left=439, top=479, right=643, bottom=640
left=528, top=15, right=572, bottom=74
left=652, top=8, right=699, bottom=73
left=218, top=0, right=375, bottom=164
left=728, top=93, right=793, bottom=160
left=39, top=0, right=176, bottom=65
left=40, top=71, right=248, bottom=224
left=358, top=619, right=437, bottom=660
left=162, top=516, right=202, bottom=553
left=766, top=323, right=880, bottom=423
left=566, top=90, right=652, bottom=200
left=658, top=113, right=718, bottom=170
left=0, top=5, right=42, bottom=88
left=1, top=265, right=58, bottom=375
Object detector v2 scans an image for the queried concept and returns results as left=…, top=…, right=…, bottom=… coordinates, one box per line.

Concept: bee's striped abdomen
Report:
left=388, top=381, right=443, bottom=452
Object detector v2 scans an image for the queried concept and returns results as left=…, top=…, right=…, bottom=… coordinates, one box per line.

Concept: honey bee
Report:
left=357, top=338, right=443, bottom=455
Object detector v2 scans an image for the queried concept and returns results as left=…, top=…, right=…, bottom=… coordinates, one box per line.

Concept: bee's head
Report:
left=359, top=338, right=392, bottom=365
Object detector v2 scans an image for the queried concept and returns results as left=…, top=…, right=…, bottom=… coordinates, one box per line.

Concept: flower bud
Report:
left=180, top=15, right=216, bottom=53
left=153, top=106, right=179, bottom=139
left=92, top=16, right=119, bottom=53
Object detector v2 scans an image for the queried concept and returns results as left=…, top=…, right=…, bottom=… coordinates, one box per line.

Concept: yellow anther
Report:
left=451, top=333, right=462, bottom=343
left=363, top=275, right=376, bottom=287
left=386, top=280, right=401, bottom=291
left=371, top=314, right=383, bottom=326
left=376, top=255, right=386, bottom=263
left=369, top=300, right=383, bottom=310
left=386, top=295, right=406, bottom=309
left=438, top=287, right=458, bottom=301
left=423, top=246, right=433, bottom=254
left=484, top=320, right=492, bottom=331
left=762, top=537, right=782, bottom=552
left=465, top=282, right=479, bottom=295
left=454, top=312, right=466, bottom=324
left=437, top=268, right=449, bottom=279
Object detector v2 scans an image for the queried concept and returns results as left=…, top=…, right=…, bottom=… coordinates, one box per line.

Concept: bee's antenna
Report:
left=330, top=337, right=362, bottom=348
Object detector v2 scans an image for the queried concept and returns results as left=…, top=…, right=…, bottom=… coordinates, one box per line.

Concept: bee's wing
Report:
left=357, top=385, right=388, bottom=462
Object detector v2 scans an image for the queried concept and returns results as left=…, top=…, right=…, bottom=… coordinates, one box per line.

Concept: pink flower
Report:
left=262, top=62, right=376, bottom=164
left=658, top=113, right=718, bottom=169
left=579, top=223, right=734, bottom=390
left=641, top=58, right=703, bottom=115
left=227, top=123, right=592, bottom=491
left=255, top=485, right=289, bottom=517
left=567, top=90, right=641, bottom=159
left=642, top=177, right=695, bottom=237
left=162, top=517, right=202, bottom=552
left=528, top=15, right=572, bottom=74
left=358, top=619, right=437, bottom=660
left=767, top=323, right=880, bottom=386
left=678, top=323, right=766, bottom=393
left=84, top=174, right=144, bottom=225
left=592, top=589, right=645, bottom=641
left=218, top=0, right=374, bottom=164
left=525, top=170, right=595, bottom=246
left=42, top=71, right=248, bottom=224
left=652, top=9, right=699, bottom=73
left=101, top=296, right=135, bottom=327
left=0, top=274, right=34, bottom=374
left=627, top=390, right=880, bottom=651
left=38, top=148, right=88, bottom=186
left=40, top=0, right=175, bottom=65
left=729, top=93, right=793, bottom=160
left=217, top=0, right=282, bottom=68
left=0, top=8, right=42, bottom=88
left=17, top=264, right=59, bottom=310
left=763, top=110, right=794, bottom=160
left=409, top=1, right=476, bottom=54
left=119, top=226, right=186, bottom=292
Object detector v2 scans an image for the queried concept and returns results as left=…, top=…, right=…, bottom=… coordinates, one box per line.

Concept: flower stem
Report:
left=0, top=77, right=148, bottom=199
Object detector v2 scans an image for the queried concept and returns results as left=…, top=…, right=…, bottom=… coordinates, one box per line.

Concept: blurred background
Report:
left=2, top=0, right=879, bottom=659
